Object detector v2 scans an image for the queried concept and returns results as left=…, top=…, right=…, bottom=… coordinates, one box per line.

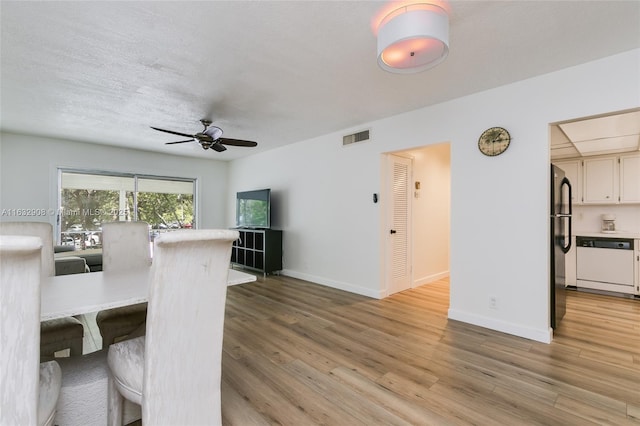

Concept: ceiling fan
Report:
left=151, top=119, right=257, bottom=152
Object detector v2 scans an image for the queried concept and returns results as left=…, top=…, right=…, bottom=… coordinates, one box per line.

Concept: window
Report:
left=58, top=170, right=196, bottom=250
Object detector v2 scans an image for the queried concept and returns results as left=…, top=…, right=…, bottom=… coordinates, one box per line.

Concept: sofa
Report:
left=54, top=246, right=103, bottom=274
left=55, top=256, right=89, bottom=275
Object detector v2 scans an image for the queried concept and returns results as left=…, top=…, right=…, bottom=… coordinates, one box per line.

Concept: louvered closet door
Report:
left=388, top=154, right=412, bottom=295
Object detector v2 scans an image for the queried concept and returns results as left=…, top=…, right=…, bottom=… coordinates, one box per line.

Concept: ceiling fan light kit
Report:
left=377, top=2, right=449, bottom=74
left=201, top=120, right=223, bottom=140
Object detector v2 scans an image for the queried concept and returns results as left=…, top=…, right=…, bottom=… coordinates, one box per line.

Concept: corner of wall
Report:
left=447, top=308, right=553, bottom=344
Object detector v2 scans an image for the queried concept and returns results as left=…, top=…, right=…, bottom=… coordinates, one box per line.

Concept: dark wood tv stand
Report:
left=231, top=228, right=282, bottom=275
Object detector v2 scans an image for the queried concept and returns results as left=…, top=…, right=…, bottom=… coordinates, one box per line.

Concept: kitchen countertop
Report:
left=574, top=231, right=640, bottom=240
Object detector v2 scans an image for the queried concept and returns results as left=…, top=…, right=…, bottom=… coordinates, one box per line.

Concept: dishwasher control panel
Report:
left=576, top=236, right=633, bottom=250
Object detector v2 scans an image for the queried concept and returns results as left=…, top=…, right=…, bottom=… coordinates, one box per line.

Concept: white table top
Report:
left=41, top=268, right=256, bottom=321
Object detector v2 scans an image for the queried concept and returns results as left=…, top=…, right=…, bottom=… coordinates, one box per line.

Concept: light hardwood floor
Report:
left=76, top=275, right=639, bottom=425
left=221, top=275, right=640, bottom=425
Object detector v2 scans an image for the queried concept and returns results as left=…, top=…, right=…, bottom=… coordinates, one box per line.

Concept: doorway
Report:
left=382, top=142, right=451, bottom=297
left=549, top=108, right=640, bottom=333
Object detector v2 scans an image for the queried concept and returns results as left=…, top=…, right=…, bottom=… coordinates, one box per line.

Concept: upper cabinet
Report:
left=620, top=154, right=640, bottom=203
left=553, top=159, right=581, bottom=204
left=554, top=153, right=640, bottom=205
left=583, top=157, right=618, bottom=203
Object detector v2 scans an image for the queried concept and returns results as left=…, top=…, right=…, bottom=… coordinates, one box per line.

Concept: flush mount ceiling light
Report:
left=376, top=2, right=449, bottom=74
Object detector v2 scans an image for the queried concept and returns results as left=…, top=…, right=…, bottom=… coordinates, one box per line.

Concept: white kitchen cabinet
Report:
left=553, top=160, right=582, bottom=205
left=583, top=156, right=617, bottom=203
left=619, top=153, right=640, bottom=203
left=554, top=153, right=639, bottom=204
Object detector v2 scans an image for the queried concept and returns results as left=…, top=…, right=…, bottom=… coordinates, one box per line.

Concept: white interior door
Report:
left=386, top=154, right=412, bottom=295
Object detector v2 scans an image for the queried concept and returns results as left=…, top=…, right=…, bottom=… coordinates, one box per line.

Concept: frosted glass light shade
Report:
left=377, top=3, right=449, bottom=73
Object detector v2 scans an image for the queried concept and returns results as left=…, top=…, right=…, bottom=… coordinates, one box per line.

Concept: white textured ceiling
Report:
left=2, top=1, right=639, bottom=160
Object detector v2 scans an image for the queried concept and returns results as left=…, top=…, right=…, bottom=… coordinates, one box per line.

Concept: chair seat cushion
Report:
left=38, top=360, right=62, bottom=426
left=107, top=336, right=145, bottom=405
left=96, top=303, right=147, bottom=329
left=40, top=317, right=84, bottom=345
left=96, top=303, right=147, bottom=347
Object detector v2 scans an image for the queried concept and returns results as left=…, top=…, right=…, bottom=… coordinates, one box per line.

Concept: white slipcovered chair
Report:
left=0, top=235, right=62, bottom=426
left=96, top=221, right=151, bottom=348
left=107, top=229, right=238, bottom=426
left=0, top=222, right=84, bottom=360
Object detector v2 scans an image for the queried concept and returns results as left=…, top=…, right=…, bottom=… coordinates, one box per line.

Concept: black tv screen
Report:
left=236, top=189, right=271, bottom=229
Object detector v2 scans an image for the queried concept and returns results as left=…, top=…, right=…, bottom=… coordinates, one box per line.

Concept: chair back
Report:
left=143, top=229, right=238, bottom=425
left=101, top=221, right=151, bottom=272
left=0, top=235, right=43, bottom=424
left=0, top=221, right=55, bottom=277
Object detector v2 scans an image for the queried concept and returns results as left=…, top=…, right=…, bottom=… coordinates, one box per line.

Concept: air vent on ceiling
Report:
left=343, top=129, right=370, bottom=146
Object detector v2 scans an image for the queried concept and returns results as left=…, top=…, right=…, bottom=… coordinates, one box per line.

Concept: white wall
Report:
left=574, top=205, right=640, bottom=234
left=0, top=133, right=229, bottom=232
left=227, top=131, right=383, bottom=297
left=228, top=49, right=640, bottom=343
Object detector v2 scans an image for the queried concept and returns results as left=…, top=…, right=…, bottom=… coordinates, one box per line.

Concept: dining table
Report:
left=41, top=267, right=257, bottom=321
left=42, top=266, right=256, bottom=426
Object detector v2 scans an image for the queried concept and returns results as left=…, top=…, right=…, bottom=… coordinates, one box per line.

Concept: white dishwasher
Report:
left=576, top=236, right=635, bottom=294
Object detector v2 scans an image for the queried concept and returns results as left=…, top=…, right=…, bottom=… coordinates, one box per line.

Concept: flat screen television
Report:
left=236, top=189, right=271, bottom=229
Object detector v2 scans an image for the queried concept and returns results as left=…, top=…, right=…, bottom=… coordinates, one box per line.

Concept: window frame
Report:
left=56, top=168, right=198, bottom=245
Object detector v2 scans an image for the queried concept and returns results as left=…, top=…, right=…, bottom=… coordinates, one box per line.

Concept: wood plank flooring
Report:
left=221, top=276, right=640, bottom=425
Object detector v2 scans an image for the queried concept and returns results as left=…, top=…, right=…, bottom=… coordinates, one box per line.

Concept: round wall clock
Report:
left=478, top=127, right=511, bottom=156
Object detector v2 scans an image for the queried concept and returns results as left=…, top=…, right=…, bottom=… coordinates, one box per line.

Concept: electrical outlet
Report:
left=489, top=295, right=498, bottom=310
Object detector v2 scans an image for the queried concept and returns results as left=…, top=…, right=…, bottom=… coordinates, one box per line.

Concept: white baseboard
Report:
left=448, top=308, right=553, bottom=344
left=414, top=271, right=449, bottom=287
left=280, top=269, right=384, bottom=299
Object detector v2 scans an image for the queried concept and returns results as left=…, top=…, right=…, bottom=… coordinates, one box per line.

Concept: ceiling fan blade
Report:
left=211, top=142, right=227, bottom=152
left=150, top=126, right=194, bottom=139
left=165, top=139, right=195, bottom=145
left=218, top=138, right=258, bottom=147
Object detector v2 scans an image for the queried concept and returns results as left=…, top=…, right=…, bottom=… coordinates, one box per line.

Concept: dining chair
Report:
left=0, top=222, right=84, bottom=360
left=96, top=221, right=151, bottom=348
left=107, top=229, right=239, bottom=426
left=1, top=235, right=62, bottom=426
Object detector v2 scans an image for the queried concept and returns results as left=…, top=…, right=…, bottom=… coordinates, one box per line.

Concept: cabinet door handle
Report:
left=390, top=229, right=397, bottom=234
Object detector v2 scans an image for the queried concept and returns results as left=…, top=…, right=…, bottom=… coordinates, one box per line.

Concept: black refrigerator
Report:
left=550, top=164, right=572, bottom=329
